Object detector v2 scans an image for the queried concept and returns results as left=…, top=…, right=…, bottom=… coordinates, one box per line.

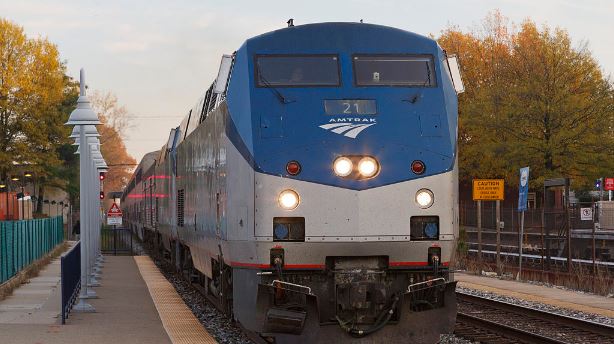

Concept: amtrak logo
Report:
left=319, top=118, right=376, bottom=139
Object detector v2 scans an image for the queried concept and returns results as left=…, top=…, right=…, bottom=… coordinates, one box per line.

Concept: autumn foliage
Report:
left=437, top=12, right=614, bottom=189
left=0, top=18, right=135, bottom=211
left=90, top=91, right=136, bottom=209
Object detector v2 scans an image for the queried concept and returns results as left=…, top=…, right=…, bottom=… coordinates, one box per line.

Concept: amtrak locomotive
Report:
left=123, top=22, right=464, bottom=343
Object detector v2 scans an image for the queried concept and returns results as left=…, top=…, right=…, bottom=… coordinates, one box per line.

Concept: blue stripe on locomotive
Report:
left=226, top=22, right=458, bottom=191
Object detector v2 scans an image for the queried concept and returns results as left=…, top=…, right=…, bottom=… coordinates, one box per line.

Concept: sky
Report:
left=1, top=0, right=613, bottom=161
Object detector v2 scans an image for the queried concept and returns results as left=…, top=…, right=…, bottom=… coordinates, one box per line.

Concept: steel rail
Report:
left=456, top=312, right=567, bottom=344
left=456, top=291, right=614, bottom=343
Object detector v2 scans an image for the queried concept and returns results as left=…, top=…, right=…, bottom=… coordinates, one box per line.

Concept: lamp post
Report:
left=86, top=138, right=105, bottom=286
left=0, top=179, right=7, bottom=220
left=65, top=69, right=101, bottom=313
left=11, top=175, right=23, bottom=220
left=24, top=172, right=33, bottom=219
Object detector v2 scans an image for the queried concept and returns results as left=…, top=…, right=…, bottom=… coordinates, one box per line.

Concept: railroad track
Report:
left=455, top=292, right=614, bottom=343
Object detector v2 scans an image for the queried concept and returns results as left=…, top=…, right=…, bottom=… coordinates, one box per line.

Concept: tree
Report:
left=503, top=22, right=614, bottom=188
left=90, top=90, right=132, bottom=140
left=0, top=18, right=77, bottom=212
left=90, top=91, right=136, bottom=208
left=437, top=12, right=614, bottom=189
left=98, top=124, right=136, bottom=209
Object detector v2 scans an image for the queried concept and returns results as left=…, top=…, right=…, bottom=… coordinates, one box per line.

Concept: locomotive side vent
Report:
left=177, top=189, right=185, bottom=227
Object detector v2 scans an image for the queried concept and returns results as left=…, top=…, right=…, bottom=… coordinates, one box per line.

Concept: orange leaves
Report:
left=436, top=11, right=614, bottom=189
left=91, top=92, right=135, bottom=208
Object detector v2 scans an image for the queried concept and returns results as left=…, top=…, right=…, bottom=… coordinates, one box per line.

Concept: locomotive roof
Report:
left=244, top=22, right=439, bottom=54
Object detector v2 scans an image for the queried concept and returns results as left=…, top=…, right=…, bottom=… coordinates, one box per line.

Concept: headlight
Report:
left=357, top=157, right=379, bottom=178
left=333, top=157, right=353, bottom=177
left=278, top=189, right=300, bottom=210
left=415, top=189, right=434, bottom=208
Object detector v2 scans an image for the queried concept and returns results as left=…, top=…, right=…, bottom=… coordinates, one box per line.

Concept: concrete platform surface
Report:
left=456, top=272, right=614, bottom=318
left=0, top=255, right=172, bottom=344
left=0, top=257, right=62, bottom=324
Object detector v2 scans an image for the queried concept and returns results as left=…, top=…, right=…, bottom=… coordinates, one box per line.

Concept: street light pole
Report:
left=66, top=68, right=101, bottom=313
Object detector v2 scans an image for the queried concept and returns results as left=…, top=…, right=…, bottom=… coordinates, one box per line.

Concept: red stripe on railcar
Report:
left=230, top=262, right=325, bottom=269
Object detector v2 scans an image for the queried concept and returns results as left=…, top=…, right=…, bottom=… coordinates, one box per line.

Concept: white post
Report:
left=84, top=141, right=98, bottom=295
left=65, top=68, right=101, bottom=311
left=88, top=151, right=100, bottom=285
left=72, top=122, right=96, bottom=312
left=517, top=211, right=525, bottom=281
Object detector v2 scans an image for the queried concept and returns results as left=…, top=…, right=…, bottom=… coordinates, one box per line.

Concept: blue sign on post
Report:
left=518, top=167, right=530, bottom=211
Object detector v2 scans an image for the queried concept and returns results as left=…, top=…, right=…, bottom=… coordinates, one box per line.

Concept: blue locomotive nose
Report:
left=224, top=23, right=458, bottom=191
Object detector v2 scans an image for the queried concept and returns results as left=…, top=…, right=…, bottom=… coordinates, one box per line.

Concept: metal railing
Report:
left=101, top=226, right=133, bottom=255
left=460, top=202, right=614, bottom=232
left=61, top=241, right=80, bottom=324
left=0, top=216, right=64, bottom=284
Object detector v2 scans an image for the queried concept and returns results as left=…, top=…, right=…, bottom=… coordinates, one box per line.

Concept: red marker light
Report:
left=99, top=191, right=104, bottom=199
left=286, top=161, right=301, bottom=175
left=99, top=172, right=106, bottom=181
left=411, top=160, right=425, bottom=174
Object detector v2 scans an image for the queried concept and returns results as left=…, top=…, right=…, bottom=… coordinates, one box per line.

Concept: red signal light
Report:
left=99, top=191, right=104, bottom=199
left=411, top=160, right=425, bottom=174
left=99, top=172, right=106, bottom=181
left=286, top=161, right=301, bottom=176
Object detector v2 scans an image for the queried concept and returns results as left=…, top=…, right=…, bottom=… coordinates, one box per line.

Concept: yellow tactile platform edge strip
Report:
left=459, top=281, right=614, bottom=318
left=134, top=255, right=218, bottom=344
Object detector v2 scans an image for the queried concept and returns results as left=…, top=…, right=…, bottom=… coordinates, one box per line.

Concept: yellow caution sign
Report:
left=472, top=179, right=505, bottom=201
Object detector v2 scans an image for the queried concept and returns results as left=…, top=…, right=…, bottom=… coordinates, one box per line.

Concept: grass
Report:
left=0, top=241, right=70, bottom=301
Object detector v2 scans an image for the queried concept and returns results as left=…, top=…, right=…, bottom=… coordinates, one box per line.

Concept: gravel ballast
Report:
left=458, top=285, right=613, bottom=326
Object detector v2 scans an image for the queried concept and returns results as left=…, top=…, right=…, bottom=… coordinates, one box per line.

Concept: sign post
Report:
left=477, top=200, right=482, bottom=272
left=605, top=177, right=614, bottom=201
left=106, top=202, right=122, bottom=256
left=472, top=179, right=505, bottom=274
left=517, top=167, right=530, bottom=281
left=106, top=202, right=122, bottom=226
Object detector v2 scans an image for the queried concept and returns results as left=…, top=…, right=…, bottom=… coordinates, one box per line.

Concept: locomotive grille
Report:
left=177, top=189, right=185, bottom=227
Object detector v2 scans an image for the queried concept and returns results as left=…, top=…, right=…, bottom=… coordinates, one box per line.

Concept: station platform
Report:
left=0, top=253, right=217, bottom=344
left=455, top=272, right=614, bottom=318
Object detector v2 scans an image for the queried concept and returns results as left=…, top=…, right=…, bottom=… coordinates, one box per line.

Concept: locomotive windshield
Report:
left=353, top=55, right=436, bottom=87
left=255, top=55, right=340, bottom=87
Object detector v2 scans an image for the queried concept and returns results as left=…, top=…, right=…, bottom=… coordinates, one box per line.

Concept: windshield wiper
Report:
left=423, top=61, right=432, bottom=87
left=257, top=63, right=292, bottom=104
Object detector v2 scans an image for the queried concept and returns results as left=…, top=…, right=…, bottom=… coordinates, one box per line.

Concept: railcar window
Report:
left=353, top=55, right=436, bottom=87
left=255, top=55, right=340, bottom=87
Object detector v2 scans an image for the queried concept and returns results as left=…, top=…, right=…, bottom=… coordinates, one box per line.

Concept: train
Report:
left=122, top=21, right=464, bottom=343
